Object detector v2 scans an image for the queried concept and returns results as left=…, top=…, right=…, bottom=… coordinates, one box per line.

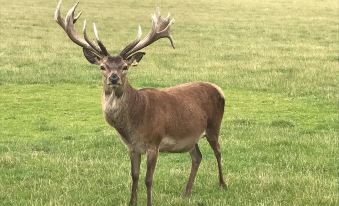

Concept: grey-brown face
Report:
left=100, top=56, right=129, bottom=88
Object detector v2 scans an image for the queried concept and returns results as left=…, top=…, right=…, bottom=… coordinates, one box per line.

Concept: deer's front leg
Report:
left=145, top=147, right=159, bottom=206
left=129, top=150, right=141, bottom=206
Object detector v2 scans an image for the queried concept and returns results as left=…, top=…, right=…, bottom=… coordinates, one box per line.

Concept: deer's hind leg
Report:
left=183, top=143, right=202, bottom=197
left=206, top=122, right=227, bottom=188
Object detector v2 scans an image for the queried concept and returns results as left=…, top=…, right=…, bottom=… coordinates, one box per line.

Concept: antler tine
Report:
left=73, top=10, right=82, bottom=23
left=93, top=23, right=109, bottom=56
left=54, top=0, right=108, bottom=58
left=122, top=8, right=175, bottom=58
left=64, top=1, right=90, bottom=48
left=120, top=25, right=142, bottom=58
left=83, top=20, right=102, bottom=54
left=54, top=0, right=66, bottom=30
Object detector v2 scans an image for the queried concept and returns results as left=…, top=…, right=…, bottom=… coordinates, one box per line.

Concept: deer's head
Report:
left=55, top=0, right=174, bottom=89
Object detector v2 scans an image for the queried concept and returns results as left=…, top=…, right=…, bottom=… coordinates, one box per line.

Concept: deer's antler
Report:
left=54, top=0, right=109, bottom=58
left=120, top=8, right=175, bottom=59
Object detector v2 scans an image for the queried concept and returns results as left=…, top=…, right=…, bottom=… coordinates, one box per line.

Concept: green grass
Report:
left=0, top=0, right=338, bottom=205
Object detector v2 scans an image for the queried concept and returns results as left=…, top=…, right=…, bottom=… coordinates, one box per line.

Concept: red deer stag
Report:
left=55, top=1, right=226, bottom=205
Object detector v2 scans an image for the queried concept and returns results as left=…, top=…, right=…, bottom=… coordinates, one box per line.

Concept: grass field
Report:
left=0, top=0, right=338, bottom=205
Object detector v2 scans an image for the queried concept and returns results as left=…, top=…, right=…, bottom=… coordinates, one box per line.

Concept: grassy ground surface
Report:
left=0, top=0, right=338, bottom=205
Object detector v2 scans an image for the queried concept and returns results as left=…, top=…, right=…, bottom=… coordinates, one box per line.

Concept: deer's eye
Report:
left=122, top=65, right=128, bottom=71
left=100, top=66, right=105, bottom=70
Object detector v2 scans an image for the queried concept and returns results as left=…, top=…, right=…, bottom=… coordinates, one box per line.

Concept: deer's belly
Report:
left=159, top=133, right=204, bottom=153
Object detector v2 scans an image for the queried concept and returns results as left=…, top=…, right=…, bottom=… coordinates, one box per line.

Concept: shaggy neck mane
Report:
left=102, top=78, right=144, bottom=142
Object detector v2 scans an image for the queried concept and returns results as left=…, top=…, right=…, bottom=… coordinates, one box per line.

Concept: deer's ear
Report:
left=83, top=48, right=100, bottom=65
left=126, top=52, right=145, bottom=66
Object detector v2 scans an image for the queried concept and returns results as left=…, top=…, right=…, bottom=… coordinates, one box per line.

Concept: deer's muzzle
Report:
left=108, top=73, right=120, bottom=85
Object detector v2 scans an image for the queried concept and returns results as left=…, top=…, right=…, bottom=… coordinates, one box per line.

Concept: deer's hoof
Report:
left=219, top=181, right=228, bottom=190
left=182, top=191, right=192, bottom=198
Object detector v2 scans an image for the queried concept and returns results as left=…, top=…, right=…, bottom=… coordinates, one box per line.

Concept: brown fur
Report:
left=54, top=2, right=226, bottom=204
left=100, top=67, right=227, bottom=206
left=102, top=81, right=225, bottom=154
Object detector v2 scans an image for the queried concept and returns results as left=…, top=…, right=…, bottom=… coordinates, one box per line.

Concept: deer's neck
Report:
left=102, top=79, right=139, bottom=139
left=102, top=79, right=137, bottom=117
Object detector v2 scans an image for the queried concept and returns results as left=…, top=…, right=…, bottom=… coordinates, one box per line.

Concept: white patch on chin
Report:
left=105, top=92, right=119, bottom=112
left=107, top=81, right=122, bottom=90
left=110, top=84, right=119, bottom=89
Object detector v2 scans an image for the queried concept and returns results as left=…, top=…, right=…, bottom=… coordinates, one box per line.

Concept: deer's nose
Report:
left=109, top=74, right=119, bottom=84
